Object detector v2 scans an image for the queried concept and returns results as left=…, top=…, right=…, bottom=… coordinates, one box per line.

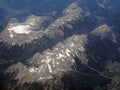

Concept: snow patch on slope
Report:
left=8, top=25, right=32, bottom=35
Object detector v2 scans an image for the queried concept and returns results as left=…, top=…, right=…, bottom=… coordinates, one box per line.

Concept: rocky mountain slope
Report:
left=0, top=0, right=120, bottom=90
left=1, top=24, right=119, bottom=90
left=0, top=2, right=87, bottom=61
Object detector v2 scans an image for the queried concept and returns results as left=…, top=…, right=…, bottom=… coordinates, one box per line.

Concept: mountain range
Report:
left=0, top=0, right=120, bottom=90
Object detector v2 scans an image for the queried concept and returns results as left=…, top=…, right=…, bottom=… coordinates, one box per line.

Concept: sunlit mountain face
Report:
left=0, top=0, right=75, bottom=31
left=0, top=0, right=120, bottom=90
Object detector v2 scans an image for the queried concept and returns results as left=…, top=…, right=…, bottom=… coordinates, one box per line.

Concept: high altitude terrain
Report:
left=0, top=0, right=120, bottom=90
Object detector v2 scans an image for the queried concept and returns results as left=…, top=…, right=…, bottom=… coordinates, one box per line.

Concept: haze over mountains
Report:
left=0, top=0, right=120, bottom=90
